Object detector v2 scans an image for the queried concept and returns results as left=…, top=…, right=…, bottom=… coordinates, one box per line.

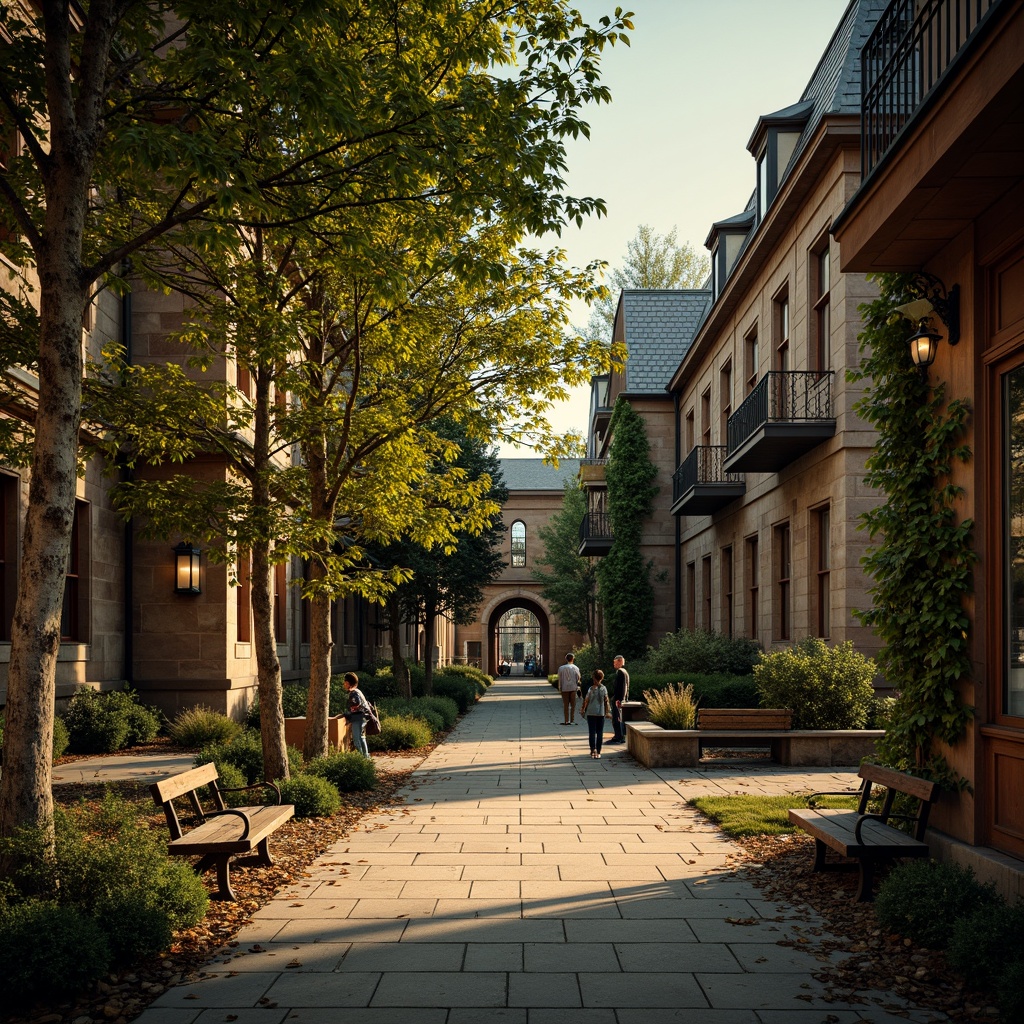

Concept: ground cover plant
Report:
left=688, top=793, right=859, bottom=838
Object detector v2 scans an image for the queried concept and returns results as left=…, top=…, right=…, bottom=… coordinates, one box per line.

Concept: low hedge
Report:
left=305, top=750, right=378, bottom=791
left=63, top=689, right=162, bottom=754
left=367, top=714, right=433, bottom=751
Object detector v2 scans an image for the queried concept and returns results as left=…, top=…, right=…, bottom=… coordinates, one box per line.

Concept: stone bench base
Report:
left=625, top=721, right=883, bottom=768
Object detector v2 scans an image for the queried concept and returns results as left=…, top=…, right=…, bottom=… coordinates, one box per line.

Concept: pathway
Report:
left=134, top=677, right=950, bottom=1024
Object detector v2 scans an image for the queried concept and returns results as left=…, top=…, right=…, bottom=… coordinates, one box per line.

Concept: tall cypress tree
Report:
left=597, top=398, right=658, bottom=659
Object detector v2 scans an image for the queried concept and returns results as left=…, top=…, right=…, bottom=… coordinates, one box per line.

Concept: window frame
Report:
left=510, top=520, right=527, bottom=568
left=815, top=505, right=832, bottom=638
left=746, top=533, right=759, bottom=638
left=774, top=521, right=792, bottom=641
left=721, top=544, right=734, bottom=639
left=811, top=232, right=832, bottom=374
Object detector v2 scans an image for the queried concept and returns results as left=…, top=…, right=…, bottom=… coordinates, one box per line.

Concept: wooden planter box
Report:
left=284, top=715, right=351, bottom=752
left=625, top=720, right=883, bottom=768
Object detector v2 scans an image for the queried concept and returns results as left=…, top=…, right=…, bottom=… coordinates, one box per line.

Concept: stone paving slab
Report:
left=84, top=678, right=950, bottom=1022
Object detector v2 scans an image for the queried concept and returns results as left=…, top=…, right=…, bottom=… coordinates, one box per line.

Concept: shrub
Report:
left=64, top=688, right=161, bottom=754
left=277, top=773, right=341, bottom=817
left=355, top=674, right=402, bottom=703
left=377, top=698, right=443, bottom=734
left=875, top=859, right=999, bottom=949
left=306, top=750, right=378, bottom=792
left=51, top=716, right=70, bottom=760
left=644, top=682, right=698, bottom=729
left=947, top=898, right=1024, bottom=1019
left=245, top=683, right=308, bottom=730
left=194, top=730, right=300, bottom=787
left=443, top=663, right=493, bottom=689
left=753, top=638, right=876, bottom=729
left=0, top=901, right=111, bottom=1004
left=430, top=677, right=478, bottom=713
left=169, top=706, right=242, bottom=748
left=418, top=695, right=460, bottom=729
left=368, top=713, right=433, bottom=751
left=646, top=629, right=762, bottom=676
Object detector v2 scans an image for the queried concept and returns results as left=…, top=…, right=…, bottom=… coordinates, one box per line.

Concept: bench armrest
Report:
left=807, top=789, right=860, bottom=808
left=220, top=780, right=283, bottom=805
left=853, top=811, right=917, bottom=843
left=207, top=807, right=252, bottom=841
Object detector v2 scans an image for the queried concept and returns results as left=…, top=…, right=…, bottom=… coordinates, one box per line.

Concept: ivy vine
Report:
left=597, top=396, right=658, bottom=660
left=850, top=273, right=975, bottom=788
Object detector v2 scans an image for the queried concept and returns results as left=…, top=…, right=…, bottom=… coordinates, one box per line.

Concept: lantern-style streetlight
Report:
left=173, top=541, right=201, bottom=594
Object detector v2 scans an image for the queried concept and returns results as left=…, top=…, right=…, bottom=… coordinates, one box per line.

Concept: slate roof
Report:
left=499, top=458, right=581, bottom=491
left=619, top=289, right=713, bottom=394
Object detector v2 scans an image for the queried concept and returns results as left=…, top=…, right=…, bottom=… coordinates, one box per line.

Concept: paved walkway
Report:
left=133, top=677, right=949, bottom=1024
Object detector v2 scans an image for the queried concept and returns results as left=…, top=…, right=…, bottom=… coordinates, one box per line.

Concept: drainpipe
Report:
left=673, top=391, right=681, bottom=632
left=120, top=265, right=134, bottom=684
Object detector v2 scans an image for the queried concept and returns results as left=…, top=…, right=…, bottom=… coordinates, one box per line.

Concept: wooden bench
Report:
left=788, top=762, right=939, bottom=902
left=151, top=762, right=295, bottom=901
left=698, top=708, right=793, bottom=730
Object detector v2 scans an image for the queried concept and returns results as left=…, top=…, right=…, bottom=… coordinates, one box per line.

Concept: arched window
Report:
left=511, top=520, right=526, bottom=567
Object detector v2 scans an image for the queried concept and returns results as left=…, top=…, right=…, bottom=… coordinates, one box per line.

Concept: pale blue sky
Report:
left=506, top=0, right=851, bottom=452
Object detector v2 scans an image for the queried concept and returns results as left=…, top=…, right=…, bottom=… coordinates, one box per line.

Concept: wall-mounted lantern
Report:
left=893, top=272, right=960, bottom=377
left=173, top=541, right=201, bottom=594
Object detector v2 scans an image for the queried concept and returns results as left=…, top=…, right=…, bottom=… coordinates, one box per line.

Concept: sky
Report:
left=501, top=0, right=851, bottom=455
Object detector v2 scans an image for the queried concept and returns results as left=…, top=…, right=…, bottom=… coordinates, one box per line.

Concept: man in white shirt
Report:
left=557, top=653, right=582, bottom=725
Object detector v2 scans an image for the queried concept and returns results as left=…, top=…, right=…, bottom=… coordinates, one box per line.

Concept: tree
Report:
left=585, top=225, right=710, bottom=343
left=378, top=421, right=508, bottom=694
left=0, top=0, right=632, bottom=840
left=533, top=481, right=600, bottom=648
left=597, top=397, right=658, bottom=659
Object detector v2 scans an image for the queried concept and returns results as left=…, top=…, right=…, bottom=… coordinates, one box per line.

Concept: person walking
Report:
left=607, top=654, right=630, bottom=743
left=581, top=669, right=610, bottom=758
left=557, top=652, right=582, bottom=725
left=342, top=671, right=372, bottom=757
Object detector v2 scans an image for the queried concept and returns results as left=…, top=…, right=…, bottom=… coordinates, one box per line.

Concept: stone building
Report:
left=455, top=458, right=584, bottom=677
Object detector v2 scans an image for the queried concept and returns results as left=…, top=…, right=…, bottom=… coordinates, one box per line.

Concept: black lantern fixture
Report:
left=173, top=541, right=201, bottom=594
left=893, top=272, right=960, bottom=377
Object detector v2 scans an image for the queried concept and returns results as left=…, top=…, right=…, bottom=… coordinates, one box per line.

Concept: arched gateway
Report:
left=487, top=597, right=550, bottom=678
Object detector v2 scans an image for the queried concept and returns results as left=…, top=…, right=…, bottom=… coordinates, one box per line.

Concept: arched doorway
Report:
left=487, top=598, right=550, bottom=677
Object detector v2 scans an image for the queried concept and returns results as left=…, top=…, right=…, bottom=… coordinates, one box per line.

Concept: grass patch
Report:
left=688, top=793, right=859, bottom=838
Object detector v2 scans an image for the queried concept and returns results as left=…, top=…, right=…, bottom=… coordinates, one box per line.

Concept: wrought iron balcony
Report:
left=578, top=511, right=613, bottom=557
left=671, top=446, right=745, bottom=517
left=862, top=0, right=1002, bottom=179
left=724, top=371, right=835, bottom=473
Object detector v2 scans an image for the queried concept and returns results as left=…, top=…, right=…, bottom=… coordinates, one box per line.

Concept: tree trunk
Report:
left=0, top=254, right=84, bottom=845
left=386, top=593, right=411, bottom=698
left=249, top=367, right=289, bottom=780
left=422, top=599, right=436, bottom=695
left=305, top=569, right=333, bottom=761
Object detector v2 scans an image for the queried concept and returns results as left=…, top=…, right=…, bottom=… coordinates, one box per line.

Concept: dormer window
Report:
left=748, top=100, right=814, bottom=221
left=706, top=210, right=755, bottom=299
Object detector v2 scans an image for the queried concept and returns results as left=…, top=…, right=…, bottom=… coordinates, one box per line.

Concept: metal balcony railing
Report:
left=579, top=458, right=609, bottom=468
left=672, top=446, right=741, bottom=503
left=861, top=0, right=1001, bottom=178
left=727, top=371, right=834, bottom=455
left=578, top=511, right=613, bottom=544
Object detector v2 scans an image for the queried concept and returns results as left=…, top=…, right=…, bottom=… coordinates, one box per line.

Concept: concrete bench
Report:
left=788, top=763, right=938, bottom=901
left=151, top=762, right=295, bottom=901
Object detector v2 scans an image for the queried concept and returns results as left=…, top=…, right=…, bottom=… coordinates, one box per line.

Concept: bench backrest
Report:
left=697, top=708, right=792, bottom=730
left=150, top=762, right=223, bottom=840
left=857, top=763, right=939, bottom=840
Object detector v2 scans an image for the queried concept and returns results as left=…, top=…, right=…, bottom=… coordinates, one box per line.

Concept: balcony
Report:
left=578, top=511, right=613, bottom=557
left=671, top=446, right=745, bottom=517
left=862, top=0, right=1002, bottom=180
left=724, top=371, right=835, bottom=473
left=579, top=457, right=608, bottom=486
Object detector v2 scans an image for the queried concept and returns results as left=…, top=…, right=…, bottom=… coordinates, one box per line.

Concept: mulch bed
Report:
left=724, top=833, right=1002, bottom=1023
left=5, top=751, right=422, bottom=1024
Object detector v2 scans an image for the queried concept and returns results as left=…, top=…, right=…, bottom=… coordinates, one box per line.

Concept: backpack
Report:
left=364, top=701, right=382, bottom=736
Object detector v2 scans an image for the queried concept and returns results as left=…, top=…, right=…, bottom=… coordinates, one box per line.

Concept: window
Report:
left=774, top=522, right=791, bottom=641
left=701, top=555, right=712, bottom=631
left=61, top=501, right=87, bottom=642
left=1, top=474, right=18, bottom=641
left=467, top=641, right=482, bottom=667
left=1004, top=365, right=1024, bottom=716
left=757, top=151, right=768, bottom=221
left=236, top=551, right=251, bottom=643
left=746, top=534, right=759, bottom=637
left=511, top=520, right=526, bottom=567
left=237, top=364, right=252, bottom=400
left=344, top=594, right=357, bottom=646
left=700, top=388, right=712, bottom=447
left=812, top=237, right=831, bottom=373
left=774, top=291, right=790, bottom=373
left=686, top=561, right=696, bottom=632
left=720, top=362, right=732, bottom=444
left=722, top=545, right=734, bottom=638
left=815, top=506, right=831, bottom=638
left=685, top=409, right=695, bottom=452
left=273, top=560, right=287, bottom=642
left=744, top=324, right=759, bottom=395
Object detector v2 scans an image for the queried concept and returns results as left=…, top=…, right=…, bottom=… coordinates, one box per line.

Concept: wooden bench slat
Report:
left=151, top=763, right=219, bottom=804
left=788, top=809, right=929, bottom=857
left=168, top=804, right=295, bottom=856
left=859, top=763, right=937, bottom=802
